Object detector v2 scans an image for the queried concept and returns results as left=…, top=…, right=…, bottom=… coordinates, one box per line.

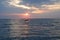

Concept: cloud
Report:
left=1, top=0, right=60, bottom=18
left=2, top=0, right=60, bottom=14
left=4, top=0, right=31, bottom=9
left=41, top=4, right=60, bottom=10
left=2, top=0, right=47, bottom=14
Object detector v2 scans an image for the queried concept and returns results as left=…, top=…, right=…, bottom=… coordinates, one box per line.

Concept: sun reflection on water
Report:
left=9, top=19, right=29, bottom=38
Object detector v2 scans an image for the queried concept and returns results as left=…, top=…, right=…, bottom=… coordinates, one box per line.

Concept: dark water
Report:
left=0, top=19, right=60, bottom=40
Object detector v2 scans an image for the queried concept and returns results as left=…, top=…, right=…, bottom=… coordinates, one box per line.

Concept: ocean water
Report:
left=0, top=19, right=60, bottom=40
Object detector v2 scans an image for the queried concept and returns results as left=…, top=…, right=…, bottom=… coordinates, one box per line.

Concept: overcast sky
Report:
left=0, top=0, right=60, bottom=18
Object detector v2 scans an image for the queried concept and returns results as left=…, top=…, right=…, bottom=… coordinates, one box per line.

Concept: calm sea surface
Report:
left=0, top=19, right=60, bottom=40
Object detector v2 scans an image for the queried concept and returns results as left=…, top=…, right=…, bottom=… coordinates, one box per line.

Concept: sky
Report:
left=0, top=0, right=60, bottom=18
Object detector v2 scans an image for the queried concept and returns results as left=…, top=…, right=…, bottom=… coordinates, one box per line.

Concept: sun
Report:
left=21, top=13, right=30, bottom=19
left=25, top=13, right=29, bottom=16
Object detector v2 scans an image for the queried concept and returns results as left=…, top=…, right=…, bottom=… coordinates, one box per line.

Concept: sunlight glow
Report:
left=25, top=13, right=29, bottom=16
left=22, top=13, right=30, bottom=19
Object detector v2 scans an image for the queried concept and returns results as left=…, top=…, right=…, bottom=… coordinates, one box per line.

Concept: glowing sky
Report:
left=0, top=0, right=60, bottom=18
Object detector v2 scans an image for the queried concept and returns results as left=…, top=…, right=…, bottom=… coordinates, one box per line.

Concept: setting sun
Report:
left=21, top=13, right=30, bottom=19
left=25, top=13, right=29, bottom=16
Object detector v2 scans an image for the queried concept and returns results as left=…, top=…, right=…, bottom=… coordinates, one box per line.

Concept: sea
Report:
left=0, top=18, right=60, bottom=40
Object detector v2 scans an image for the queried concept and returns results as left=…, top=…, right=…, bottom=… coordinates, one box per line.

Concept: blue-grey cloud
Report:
left=23, top=0, right=50, bottom=4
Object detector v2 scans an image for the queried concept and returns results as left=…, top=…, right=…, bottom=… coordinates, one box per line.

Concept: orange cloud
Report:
left=42, top=4, right=60, bottom=10
left=30, top=6, right=48, bottom=14
left=32, top=9, right=47, bottom=14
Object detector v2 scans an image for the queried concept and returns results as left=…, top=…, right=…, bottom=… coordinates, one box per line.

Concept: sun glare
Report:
left=25, top=13, right=29, bottom=16
left=21, top=13, right=30, bottom=19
